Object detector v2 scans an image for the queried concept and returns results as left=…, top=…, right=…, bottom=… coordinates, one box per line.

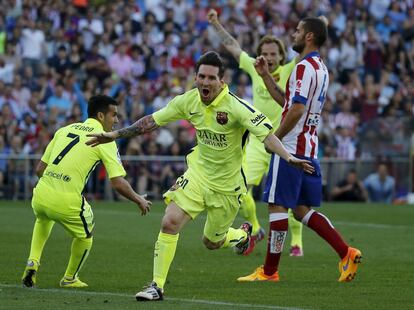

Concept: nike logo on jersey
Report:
left=215, top=231, right=227, bottom=236
left=189, top=111, right=199, bottom=115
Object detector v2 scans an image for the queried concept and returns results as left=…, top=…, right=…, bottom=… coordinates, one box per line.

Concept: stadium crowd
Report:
left=0, top=0, right=413, bottom=198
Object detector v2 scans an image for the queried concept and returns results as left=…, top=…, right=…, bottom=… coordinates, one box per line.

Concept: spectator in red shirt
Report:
left=170, top=45, right=195, bottom=74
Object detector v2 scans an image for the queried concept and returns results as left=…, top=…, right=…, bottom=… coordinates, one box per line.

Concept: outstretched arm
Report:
left=116, top=114, right=159, bottom=139
left=110, top=176, right=152, bottom=215
left=207, top=9, right=242, bottom=62
left=263, top=134, right=314, bottom=174
left=86, top=115, right=159, bottom=146
left=254, top=56, right=285, bottom=107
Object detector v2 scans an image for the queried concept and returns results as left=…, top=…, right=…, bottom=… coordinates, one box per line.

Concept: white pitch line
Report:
left=0, top=283, right=307, bottom=310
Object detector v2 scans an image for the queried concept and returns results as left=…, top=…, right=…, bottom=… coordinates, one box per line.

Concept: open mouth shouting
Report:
left=201, top=87, right=210, bottom=99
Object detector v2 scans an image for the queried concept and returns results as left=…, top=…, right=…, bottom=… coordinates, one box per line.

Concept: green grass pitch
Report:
left=1, top=201, right=413, bottom=309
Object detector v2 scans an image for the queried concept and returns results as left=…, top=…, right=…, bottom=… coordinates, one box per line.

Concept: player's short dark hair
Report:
left=257, top=35, right=286, bottom=65
left=302, top=17, right=328, bottom=47
left=195, top=51, right=224, bottom=78
left=87, top=95, right=118, bottom=118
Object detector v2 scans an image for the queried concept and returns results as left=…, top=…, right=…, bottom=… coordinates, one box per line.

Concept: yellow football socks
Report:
left=153, top=231, right=179, bottom=289
left=239, top=188, right=261, bottom=235
left=28, top=218, right=55, bottom=263
left=288, top=209, right=303, bottom=248
left=64, top=237, right=93, bottom=279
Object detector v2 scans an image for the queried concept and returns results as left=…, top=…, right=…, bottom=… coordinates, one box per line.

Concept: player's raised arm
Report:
left=263, top=133, right=314, bottom=174
left=207, top=9, right=243, bottom=62
left=254, top=56, right=285, bottom=107
left=86, top=114, right=159, bottom=146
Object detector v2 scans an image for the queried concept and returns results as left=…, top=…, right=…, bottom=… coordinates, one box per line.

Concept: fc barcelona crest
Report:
left=216, top=111, right=228, bottom=125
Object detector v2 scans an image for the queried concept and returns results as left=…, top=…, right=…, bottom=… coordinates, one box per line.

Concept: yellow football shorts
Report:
left=163, top=168, right=243, bottom=243
left=242, top=135, right=271, bottom=186
left=32, top=185, right=94, bottom=239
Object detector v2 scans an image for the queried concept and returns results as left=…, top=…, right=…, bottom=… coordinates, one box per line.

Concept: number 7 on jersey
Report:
left=53, top=133, right=80, bottom=165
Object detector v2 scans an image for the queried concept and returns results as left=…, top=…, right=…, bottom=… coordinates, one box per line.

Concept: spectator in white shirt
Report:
left=21, top=20, right=46, bottom=75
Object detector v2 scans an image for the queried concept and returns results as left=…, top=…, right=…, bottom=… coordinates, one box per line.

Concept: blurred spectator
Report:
left=334, top=127, right=356, bottom=160
left=21, top=66, right=38, bottom=91
left=108, top=41, right=133, bottom=80
left=84, top=45, right=111, bottom=84
left=376, top=15, right=396, bottom=43
left=138, top=140, right=163, bottom=198
left=369, top=0, right=391, bottom=21
left=78, top=8, right=104, bottom=50
left=46, top=28, right=71, bottom=58
left=11, top=76, right=31, bottom=117
left=171, top=45, right=195, bottom=73
left=153, top=88, right=171, bottom=111
left=402, top=8, right=414, bottom=41
left=331, top=169, right=367, bottom=202
left=160, top=141, right=186, bottom=190
left=360, top=74, right=380, bottom=122
left=333, top=95, right=359, bottom=137
left=364, top=163, right=395, bottom=203
left=338, top=30, right=361, bottom=84
left=130, top=45, right=146, bottom=79
left=48, top=46, right=71, bottom=76
left=168, top=0, right=189, bottom=27
left=98, top=33, right=115, bottom=60
left=7, top=135, right=26, bottom=200
left=3, top=44, right=21, bottom=72
left=46, top=82, right=71, bottom=125
left=21, top=20, right=46, bottom=75
left=363, top=26, right=384, bottom=83
left=387, top=1, right=406, bottom=27
left=0, top=58, right=14, bottom=84
left=176, top=127, right=194, bottom=155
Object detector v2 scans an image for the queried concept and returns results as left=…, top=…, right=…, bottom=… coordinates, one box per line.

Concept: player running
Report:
left=207, top=9, right=304, bottom=256
left=86, top=51, right=314, bottom=301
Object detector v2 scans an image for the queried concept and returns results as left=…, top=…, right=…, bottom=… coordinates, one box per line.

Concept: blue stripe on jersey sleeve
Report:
left=292, top=95, right=307, bottom=105
left=229, top=92, right=255, bottom=113
left=263, top=123, right=273, bottom=130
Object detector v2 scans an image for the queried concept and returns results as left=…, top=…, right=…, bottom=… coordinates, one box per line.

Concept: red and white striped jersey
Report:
left=281, top=51, right=328, bottom=158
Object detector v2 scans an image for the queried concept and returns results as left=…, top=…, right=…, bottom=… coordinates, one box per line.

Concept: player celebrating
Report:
left=86, top=52, right=314, bottom=300
left=237, top=17, right=362, bottom=282
left=22, top=95, right=151, bottom=288
left=207, top=9, right=304, bottom=256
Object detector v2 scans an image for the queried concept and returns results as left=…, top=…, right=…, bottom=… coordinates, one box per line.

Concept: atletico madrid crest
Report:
left=216, top=111, right=228, bottom=125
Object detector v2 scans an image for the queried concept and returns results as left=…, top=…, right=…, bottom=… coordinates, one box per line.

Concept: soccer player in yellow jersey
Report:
left=21, top=95, right=151, bottom=288
left=207, top=9, right=304, bottom=256
left=87, top=52, right=313, bottom=301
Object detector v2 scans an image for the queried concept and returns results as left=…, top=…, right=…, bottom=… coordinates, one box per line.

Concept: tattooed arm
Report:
left=116, top=115, right=159, bottom=139
left=207, top=9, right=242, bottom=62
left=86, top=115, right=159, bottom=146
left=254, top=56, right=285, bottom=107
